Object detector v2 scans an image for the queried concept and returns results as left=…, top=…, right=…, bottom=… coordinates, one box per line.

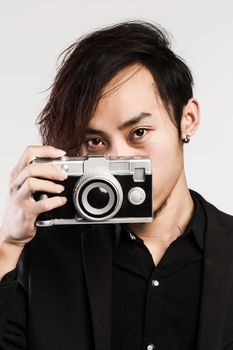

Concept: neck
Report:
left=127, top=172, right=194, bottom=245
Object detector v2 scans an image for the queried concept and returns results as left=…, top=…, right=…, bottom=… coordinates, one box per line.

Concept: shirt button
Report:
left=147, top=344, right=155, bottom=350
left=152, top=279, right=160, bottom=287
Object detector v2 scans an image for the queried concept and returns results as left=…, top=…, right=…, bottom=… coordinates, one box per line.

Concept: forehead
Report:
left=90, top=64, right=165, bottom=127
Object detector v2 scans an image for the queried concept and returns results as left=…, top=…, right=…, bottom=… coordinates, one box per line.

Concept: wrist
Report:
left=0, top=237, right=24, bottom=281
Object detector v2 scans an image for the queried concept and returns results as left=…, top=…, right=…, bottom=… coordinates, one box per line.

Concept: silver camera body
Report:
left=33, top=155, right=153, bottom=226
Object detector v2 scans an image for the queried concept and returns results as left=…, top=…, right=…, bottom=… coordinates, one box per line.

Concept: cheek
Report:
left=147, top=136, right=183, bottom=205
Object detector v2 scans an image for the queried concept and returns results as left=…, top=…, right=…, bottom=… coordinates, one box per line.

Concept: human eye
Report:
left=129, top=127, right=149, bottom=142
left=83, top=137, right=106, bottom=152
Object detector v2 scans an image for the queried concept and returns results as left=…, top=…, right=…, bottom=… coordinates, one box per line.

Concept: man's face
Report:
left=79, top=64, right=184, bottom=216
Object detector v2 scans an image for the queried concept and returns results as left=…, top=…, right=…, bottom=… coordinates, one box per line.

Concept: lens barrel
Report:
left=73, top=172, right=123, bottom=221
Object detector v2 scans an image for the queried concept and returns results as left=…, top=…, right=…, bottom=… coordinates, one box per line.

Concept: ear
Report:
left=180, top=98, right=201, bottom=140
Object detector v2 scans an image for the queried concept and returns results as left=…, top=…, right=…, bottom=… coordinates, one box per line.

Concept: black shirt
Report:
left=111, top=193, right=206, bottom=350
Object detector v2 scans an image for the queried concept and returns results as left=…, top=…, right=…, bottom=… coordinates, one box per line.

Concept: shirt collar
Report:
left=115, top=190, right=206, bottom=251
left=186, top=190, right=206, bottom=250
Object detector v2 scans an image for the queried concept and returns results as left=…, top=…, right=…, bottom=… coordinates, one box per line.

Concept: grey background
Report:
left=0, top=0, right=233, bottom=223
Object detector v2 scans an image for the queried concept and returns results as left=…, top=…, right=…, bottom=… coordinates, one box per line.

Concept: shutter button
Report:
left=61, top=164, right=69, bottom=172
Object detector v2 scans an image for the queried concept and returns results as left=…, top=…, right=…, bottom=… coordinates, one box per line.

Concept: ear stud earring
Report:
left=182, top=134, right=190, bottom=144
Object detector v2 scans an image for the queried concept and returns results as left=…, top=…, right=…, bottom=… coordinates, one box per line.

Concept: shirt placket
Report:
left=142, top=270, right=164, bottom=350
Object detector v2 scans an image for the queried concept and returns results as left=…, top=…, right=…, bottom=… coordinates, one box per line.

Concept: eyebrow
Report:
left=85, top=112, right=152, bottom=136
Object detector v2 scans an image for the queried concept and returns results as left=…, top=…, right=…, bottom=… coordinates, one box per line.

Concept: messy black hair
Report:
left=37, top=20, right=193, bottom=155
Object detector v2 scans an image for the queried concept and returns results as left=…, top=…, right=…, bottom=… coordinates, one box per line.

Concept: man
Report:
left=0, top=20, right=233, bottom=350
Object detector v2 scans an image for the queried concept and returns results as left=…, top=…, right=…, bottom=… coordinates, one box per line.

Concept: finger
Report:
left=12, top=162, right=68, bottom=190
left=10, top=145, right=66, bottom=180
left=16, top=178, right=65, bottom=201
left=12, top=194, right=67, bottom=225
left=32, top=195, right=67, bottom=216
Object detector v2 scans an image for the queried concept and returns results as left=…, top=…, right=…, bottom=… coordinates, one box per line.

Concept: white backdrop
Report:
left=0, top=0, right=232, bottom=222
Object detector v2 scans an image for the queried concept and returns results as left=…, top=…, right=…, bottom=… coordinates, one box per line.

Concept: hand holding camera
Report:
left=0, top=146, right=153, bottom=280
left=0, top=145, right=68, bottom=249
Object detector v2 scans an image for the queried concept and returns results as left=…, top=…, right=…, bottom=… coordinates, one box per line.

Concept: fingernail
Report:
left=57, top=149, right=66, bottom=155
left=57, top=185, right=65, bottom=192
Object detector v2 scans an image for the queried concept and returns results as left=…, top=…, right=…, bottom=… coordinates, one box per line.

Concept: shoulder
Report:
left=190, top=189, right=233, bottom=231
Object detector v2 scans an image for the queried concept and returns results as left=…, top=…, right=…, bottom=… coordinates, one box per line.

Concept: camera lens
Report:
left=73, top=173, right=123, bottom=221
left=87, top=187, right=109, bottom=209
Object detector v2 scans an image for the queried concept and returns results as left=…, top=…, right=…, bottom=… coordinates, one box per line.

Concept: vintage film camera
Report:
left=33, top=155, right=153, bottom=226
